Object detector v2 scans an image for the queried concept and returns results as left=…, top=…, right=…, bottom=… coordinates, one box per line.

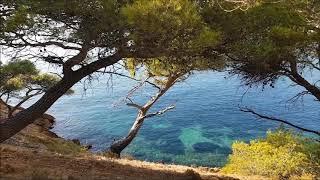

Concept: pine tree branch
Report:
left=240, top=107, right=320, bottom=136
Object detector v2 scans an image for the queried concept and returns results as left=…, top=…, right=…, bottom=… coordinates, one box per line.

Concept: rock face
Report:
left=0, top=100, right=55, bottom=127
left=0, top=100, right=55, bottom=122
left=0, top=100, right=59, bottom=148
left=0, top=100, right=94, bottom=153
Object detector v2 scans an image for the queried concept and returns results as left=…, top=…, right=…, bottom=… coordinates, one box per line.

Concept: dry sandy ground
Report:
left=0, top=144, right=242, bottom=180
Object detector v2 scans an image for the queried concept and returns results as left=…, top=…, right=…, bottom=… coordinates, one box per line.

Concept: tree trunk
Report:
left=0, top=53, right=122, bottom=143
left=294, top=77, right=320, bottom=101
left=0, top=75, right=80, bottom=143
left=109, top=75, right=179, bottom=156
left=110, top=111, right=145, bottom=156
left=289, top=61, right=320, bottom=101
left=7, top=109, right=13, bottom=118
left=4, top=103, right=13, bottom=118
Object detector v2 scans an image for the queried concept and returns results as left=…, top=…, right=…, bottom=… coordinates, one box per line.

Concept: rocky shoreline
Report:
left=0, top=100, right=93, bottom=152
left=1, top=100, right=57, bottom=143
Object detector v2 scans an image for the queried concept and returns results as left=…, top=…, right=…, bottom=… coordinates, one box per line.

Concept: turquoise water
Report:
left=43, top=71, right=319, bottom=167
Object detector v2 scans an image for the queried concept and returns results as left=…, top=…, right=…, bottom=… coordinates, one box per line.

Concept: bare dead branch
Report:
left=286, top=90, right=310, bottom=104
left=144, top=105, right=175, bottom=119
left=240, top=107, right=320, bottom=136
left=4, top=32, right=82, bottom=50
left=96, top=70, right=161, bottom=90
left=126, top=103, right=143, bottom=110
left=143, top=75, right=180, bottom=111
left=299, top=60, right=320, bottom=71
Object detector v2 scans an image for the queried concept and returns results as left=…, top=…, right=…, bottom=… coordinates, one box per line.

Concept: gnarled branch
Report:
left=240, top=106, right=320, bottom=136
left=126, top=103, right=143, bottom=110
left=144, top=105, right=175, bottom=119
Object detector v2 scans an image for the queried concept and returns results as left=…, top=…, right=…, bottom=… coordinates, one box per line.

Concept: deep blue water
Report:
left=40, top=71, right=319, bottom=167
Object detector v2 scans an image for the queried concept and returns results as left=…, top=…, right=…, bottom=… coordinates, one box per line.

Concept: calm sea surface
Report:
left=40, top=71, right=319, bottom=166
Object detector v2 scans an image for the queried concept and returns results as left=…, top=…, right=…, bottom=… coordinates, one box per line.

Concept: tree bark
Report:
left=109, top=75, right=179, bottom=156
left=110, top=111, right=146, bottom=155
left=240, top=107, right=320, bottom=136
left=3, top=103, right=13, bottom=118
left=7, top=107, right=13, bottom=118
left=288, top=61, right=320, bottom=101
left=292, top=75, right=320, bottom=101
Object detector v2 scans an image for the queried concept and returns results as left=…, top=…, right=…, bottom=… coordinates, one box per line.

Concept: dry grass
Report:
left=0, top=145, right=240, bottom=180
left=25, top=135, right=87, bottom=155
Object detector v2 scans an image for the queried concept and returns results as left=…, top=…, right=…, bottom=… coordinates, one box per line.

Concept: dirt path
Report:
left=0, top=145, right=239, bottom=180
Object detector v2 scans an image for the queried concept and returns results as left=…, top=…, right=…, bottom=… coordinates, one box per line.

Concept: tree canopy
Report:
left=201, top=0, right=320, bottom=101
left=0, top=0, right=222, bottom=142
left=121, top=0, right=220, bottom=56
left=0, top=0, right=319, bottom=142
left=0, top=60, right=63, bottom=117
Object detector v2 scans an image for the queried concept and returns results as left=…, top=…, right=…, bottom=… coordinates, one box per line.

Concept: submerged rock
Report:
left=192, top=142, right=220, bottom=153
left=85, top=144, right=93, bottom=150
left=157, top=138, right=185, bottom=155
left=72, top=139, right=81, bottom=145
left=192, top=142, right=232, bottom=154
left=217, top=147, right=232, bottom=154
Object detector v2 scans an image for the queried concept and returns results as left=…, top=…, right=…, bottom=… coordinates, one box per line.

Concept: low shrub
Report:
left=44, top=139, right=87, bottom=155
left=222, top=128, right=320, bottom=179
left=26, top=135, right=87, bottom=155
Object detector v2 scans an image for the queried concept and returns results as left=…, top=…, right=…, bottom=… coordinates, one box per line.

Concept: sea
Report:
left=28, top=70, right=320, bottom=166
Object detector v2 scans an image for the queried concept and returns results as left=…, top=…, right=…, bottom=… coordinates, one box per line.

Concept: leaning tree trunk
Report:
left=109, top=75, right=178, bottom=156
left=289, top=61, right=320, bottom=101
left=291, top=74, right=320, bottom=101
left=4, top=103, right=13, bottom=118
left=110, top=111, right=146, bottom=156
left=0, top=53, right=121, bottom=143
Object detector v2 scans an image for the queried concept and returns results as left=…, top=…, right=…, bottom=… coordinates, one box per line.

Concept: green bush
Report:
left=43, top=139, right=87, bottom=155
left=26, top=135, right=87, bottom=155
left=222, top=129, right=320, bottom=179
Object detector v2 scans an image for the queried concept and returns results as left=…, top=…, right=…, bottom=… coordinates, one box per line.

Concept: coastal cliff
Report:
left=0, top=100, right=60, bottom=148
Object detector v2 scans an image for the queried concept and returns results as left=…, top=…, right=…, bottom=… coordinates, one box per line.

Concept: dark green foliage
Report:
left=1, top=60, right=38, bottom=78
left=0, top=60, right=39, bottom=92
left=202, top=0, right=319, bottom=93
left=121, top=0, right=220, bottom=57
left=0, top=60, right=59, bottom=94
left=0, top=60, right=63, bottom=117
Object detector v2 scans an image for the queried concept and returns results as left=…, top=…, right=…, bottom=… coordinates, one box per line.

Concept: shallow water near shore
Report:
left=37, top=71, right=319, bottom=167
